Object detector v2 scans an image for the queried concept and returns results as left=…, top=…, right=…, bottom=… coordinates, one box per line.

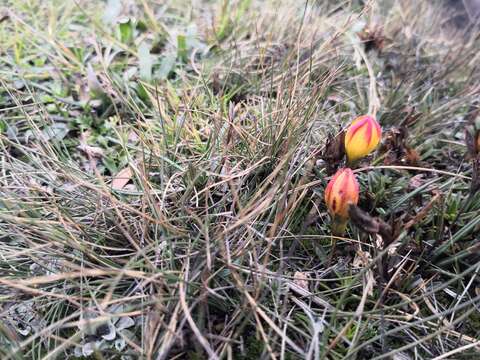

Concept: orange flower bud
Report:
left=345, top=115, right=382, bottom=162
left=324, top=168, right=359, bottom=220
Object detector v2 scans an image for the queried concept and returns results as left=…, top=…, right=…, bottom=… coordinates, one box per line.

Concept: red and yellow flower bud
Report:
left=324, top=168, right=359, bottom=235
left=344, top=115, right=382, bottom=163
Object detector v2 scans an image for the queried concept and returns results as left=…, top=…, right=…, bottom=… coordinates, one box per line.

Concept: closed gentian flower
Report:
left=324, top=168, right=359, bottom=236
left=344, top=115, right=382, bottom=163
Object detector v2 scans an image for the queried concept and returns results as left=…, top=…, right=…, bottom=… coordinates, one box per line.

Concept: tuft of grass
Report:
left=1, top=0, right=480, bottom=359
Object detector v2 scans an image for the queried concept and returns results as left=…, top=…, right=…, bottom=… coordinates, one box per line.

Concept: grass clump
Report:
left=1, top=0, right=480, bottom=359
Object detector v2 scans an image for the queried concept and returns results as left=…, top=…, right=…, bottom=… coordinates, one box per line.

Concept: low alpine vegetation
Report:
left=1, top=0, right=479, bottom=359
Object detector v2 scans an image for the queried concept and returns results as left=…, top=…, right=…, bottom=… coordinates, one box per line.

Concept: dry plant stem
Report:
left=331, top=217, right=348, bottom=238
left=348, top=205, right=394, bottom=282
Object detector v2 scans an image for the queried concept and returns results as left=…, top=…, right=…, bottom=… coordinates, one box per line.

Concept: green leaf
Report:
left=138, top=42, right=153, bottom=82
left=136, top=20, right=148, bottom=32
left=0, top=120, right=6, bottom=134
left=103, top=156, right=118, bottom=175
left=157, top=52, right=177, bottom=79
left=136, top=82, right=149, bottom=102
left=217, top=0, right=233, bottom=41
left=119, top=18, right=134, bottom=44
left=42, top=123, right=69, bottom=141
left=177, top=34, right=188, bottom=63
left=236, top=0, right=252, bottom=22
left=185, top=24, right=207, bottom=52
left=6, top=125, right=18, bottom=139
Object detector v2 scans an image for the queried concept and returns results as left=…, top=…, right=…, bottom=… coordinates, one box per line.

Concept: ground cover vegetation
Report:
left=1, top=0, right=480, bottom=359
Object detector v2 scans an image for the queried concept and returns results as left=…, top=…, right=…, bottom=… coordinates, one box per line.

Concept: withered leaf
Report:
left=471, top=156, right=480, bottom=195
left=405, top=148, right=420, bottom=165
left=382, top=126, right=419, bottom=166
left=322, top=129, right=345, bottom=174
left=408, top=174, right=425, bottom=190
left=349, top=204, right=380, bottom=234
left=112, top=167, right=133, bottom=190
left=293, top=272, right=309, bottom=291
left=465, top=127, right=479, bottom=158
left=358, top=23, right=385, bottom=53
left=349, top=205, right=393, bottom=246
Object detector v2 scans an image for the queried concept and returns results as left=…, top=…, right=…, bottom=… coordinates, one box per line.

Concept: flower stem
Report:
left=328, top=217, right=348, bottom=265
left=331, top=217, right=347, bottom=237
